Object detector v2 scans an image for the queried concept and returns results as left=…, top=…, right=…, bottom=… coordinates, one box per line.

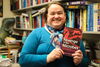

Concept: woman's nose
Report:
left=54, top=14, right=59, bottom=18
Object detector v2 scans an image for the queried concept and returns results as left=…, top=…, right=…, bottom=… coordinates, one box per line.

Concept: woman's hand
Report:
left=72, top=50, right=83, bottom=65
left=47, top=48, right=64, bottom=63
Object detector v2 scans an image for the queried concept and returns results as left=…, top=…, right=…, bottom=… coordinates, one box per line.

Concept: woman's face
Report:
left=47, top=4, right=66, bottom=29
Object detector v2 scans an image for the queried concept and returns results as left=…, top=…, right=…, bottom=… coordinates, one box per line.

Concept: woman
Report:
left=19, top=2, right=89, bottom=67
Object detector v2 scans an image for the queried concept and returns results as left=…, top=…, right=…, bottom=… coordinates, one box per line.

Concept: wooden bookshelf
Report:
left=14, top=28, right=33, bottom=31
left=90, top=0, right=100, bottom=3
left=83, top=31, right=100, bottom=34
left=0, top=45, right=20, bottom=50
left=11, top=0, right=100, bottom=34
left=14, top=28, right=100, bottom=35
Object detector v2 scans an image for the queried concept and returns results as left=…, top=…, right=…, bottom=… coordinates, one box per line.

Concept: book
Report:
left=61, top=27, right=82, bottom=56
left=82, top=7, right=87, bottom=32
left=88, top=4, right=94, bottom=31
left=93, top=3, right=98, bottom=32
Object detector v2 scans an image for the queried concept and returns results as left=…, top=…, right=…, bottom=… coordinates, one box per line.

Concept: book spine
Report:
left=93, top=3, right=98, bottom=32
left=97, top=3, right=100, bottom=31
left=87, top=4, right=94, bottom=31
left=82, top=8, right=87, bottom=32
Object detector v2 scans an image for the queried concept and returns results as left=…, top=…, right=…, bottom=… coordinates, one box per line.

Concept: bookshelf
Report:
left=83, top=31, right=100, bottom=34
left=10, top=0, right=100, bottom=33
left=13, top=28, right=33, bottom=31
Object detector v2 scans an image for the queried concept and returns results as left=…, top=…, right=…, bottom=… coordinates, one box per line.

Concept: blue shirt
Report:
left=19, top=27, right=89, bottom=67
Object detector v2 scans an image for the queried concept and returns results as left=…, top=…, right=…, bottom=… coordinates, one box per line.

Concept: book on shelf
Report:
left=97, top=3, right=100, bottom=31
left=61, top=27, right=82, bottom=56
left=15, top=15, right=21, bottom=28
left=66, top=10, right=75, bottom=28
left=86, top=3, right=100, bottom=32
left=11, top=0, right=55, bottom=10
left=41, top=14, right=45, bottom=27
left=82, top=7, right=87, bottom=32
left=63, top=0, right=89, bottom=6
left=15, top=13, right=31, bottom=29
left=66, top=9, right=84, bottom=29
left=65, top=3, right=100, bottom=32
left=87, top=4, right=94, bottom=31
left=93, top=3, right=98, bottom=31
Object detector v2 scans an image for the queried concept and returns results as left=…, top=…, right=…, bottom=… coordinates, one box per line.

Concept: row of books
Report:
left=15, top=13, right=30, bottom=29
left=14, top=12, right=45, bottom=29
left=85, top=3, right=100, bottom=31
left=11, top=0, right=60, bottom=10
left=14, top=3, right=100, bottom=32
left=11, top=0, right=91, bottom=10
left=66, top=3, right=100, bottom=32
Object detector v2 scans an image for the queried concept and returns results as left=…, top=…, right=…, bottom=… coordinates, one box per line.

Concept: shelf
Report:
left=14, top=28, right=100, bottom=35
left=63, top=1, right=90, bottom=6
left=67, top=0, right=100, bottom=3
left=83, top=32, right=100, bottom=40
left=14, top=28, right=33, bottom=31
left=83, top=31, right=100, bottom=34
left=0, top=45, right=20, bottom=50
left=89, top=0, right=100, bottom=3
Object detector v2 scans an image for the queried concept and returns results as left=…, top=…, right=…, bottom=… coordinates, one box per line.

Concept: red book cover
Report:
left=42, top=14, right=45, bottom=27
left=61, top=27, right=82, bottom=56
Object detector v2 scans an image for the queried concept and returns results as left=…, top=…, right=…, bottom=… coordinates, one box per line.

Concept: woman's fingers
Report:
left=72, top=50, right=83, bottom=65
left=47, top=48, right=64, bottom=63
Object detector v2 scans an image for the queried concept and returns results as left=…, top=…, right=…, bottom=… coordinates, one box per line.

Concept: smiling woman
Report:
left=0, top=0, right=3, bottom=17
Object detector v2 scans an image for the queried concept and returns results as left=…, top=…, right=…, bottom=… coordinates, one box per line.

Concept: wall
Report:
left=0, top=0, right=15, bottom=27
